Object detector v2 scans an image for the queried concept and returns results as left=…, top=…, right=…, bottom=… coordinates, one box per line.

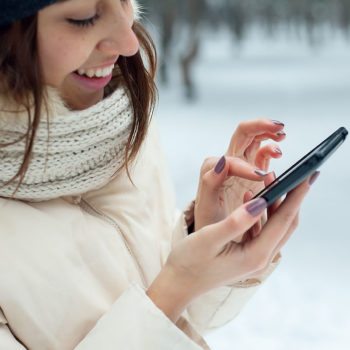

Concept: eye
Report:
left=66, top=0, right=129, bottom=28
left=67, top=14, right=100, bottom=28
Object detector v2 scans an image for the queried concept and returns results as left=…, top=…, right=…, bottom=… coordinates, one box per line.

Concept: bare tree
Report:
left=179, top=0, right=207, bottom=100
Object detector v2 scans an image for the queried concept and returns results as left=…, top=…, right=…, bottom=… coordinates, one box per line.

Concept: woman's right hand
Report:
left=147, top=173, right=318, bottom=323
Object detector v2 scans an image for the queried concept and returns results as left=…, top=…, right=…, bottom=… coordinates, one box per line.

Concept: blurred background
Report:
left=138, top=1, right=350, bottom=349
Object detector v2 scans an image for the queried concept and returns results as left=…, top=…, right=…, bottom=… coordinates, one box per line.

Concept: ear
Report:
left=131, top=0, right=142, bottom=21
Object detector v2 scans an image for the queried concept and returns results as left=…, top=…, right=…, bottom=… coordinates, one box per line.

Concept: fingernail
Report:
left=246, top=198, right=267, bottom=217
left=309, top=171, right=320, bottom=185
left=255, top=169, right=268, bottom=177
left=272, top=120, right=285, bottom=127
left=214, top=156, right=226, bottom=174
left=276, top=131, right=286, bottom=137
left=274, top=147, right=282, bottom=155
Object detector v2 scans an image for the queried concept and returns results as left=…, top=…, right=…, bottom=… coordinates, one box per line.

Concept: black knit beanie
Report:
left=0, top=0, right=58, bottom=27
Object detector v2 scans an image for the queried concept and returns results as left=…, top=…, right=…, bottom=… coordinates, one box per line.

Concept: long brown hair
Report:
left=0, top=13, right=158, bottom=199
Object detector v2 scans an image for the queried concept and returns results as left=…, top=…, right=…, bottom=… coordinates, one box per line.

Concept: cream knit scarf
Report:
left=0, top=85, right=133, bottom=202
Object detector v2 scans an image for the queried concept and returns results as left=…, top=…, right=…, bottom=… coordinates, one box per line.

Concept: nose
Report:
left=97, top=12, right=140, bottom=57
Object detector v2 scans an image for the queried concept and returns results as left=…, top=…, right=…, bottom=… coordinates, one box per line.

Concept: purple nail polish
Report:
left=272, top=120, right=285, bottom=127
left=246, top=198, right=267, bottom=217
left=309, top=171, right=320, bottom=185
left=274, top=147, right=283, bottom=155
left=255, top=169, right=268, bottom=177
left=214, top=156, right=226, bottom=174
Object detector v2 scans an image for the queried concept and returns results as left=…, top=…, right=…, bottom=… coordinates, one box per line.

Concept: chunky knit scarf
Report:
left=0, top=85, right=133, bottom=202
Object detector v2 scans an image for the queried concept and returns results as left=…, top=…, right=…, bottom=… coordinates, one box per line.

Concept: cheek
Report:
left=38, top=32, right=93, bottom=86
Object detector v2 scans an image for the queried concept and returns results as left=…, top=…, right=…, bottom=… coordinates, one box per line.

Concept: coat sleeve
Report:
left=0, top=309, right=26, bottom=349
left=171, top=200, right=282, bottom=336
left=0, top=285, right=208, bottom=350
left=74, top=283, right=207, bottom=350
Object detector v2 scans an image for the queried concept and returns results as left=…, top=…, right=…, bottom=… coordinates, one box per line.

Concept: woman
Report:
left=0, top=0, right=319, bottom=349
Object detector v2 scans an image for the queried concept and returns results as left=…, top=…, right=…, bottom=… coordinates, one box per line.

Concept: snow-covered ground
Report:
left=153, top=26, right=350, bottom=349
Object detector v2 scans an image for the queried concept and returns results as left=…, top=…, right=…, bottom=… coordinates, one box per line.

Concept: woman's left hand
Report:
left=193, top=118, right=286, bottom=241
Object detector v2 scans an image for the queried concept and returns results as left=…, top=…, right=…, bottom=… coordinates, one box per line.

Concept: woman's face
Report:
left=37, top=0, right=139, bottom=110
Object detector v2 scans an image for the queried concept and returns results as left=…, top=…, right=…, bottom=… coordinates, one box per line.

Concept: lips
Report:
left=70, top=58, right=117, bottom=90
left=77, top=58, right=119, bottom=72
left=71, top=71, right=113, bottom=91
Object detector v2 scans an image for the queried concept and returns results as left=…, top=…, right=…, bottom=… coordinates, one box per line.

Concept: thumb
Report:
left=205, top=197, right=267, bottom=250
left=209, top=156, right=268, bottom=191
left=212, top=155, right=229, bottom=178
left=202, top=155, right=229, bottom=193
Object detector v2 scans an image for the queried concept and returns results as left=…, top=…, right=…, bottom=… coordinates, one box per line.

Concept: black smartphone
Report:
left=252, top=127, right=348, bottom=206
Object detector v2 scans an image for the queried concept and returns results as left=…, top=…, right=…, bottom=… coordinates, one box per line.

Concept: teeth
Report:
left=77, top=64, right=114, bottom=78
left=87, top=69, right=95, bottom=78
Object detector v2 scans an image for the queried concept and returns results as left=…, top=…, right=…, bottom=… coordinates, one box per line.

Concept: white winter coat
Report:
left=0, top=90, right=280, bottom=349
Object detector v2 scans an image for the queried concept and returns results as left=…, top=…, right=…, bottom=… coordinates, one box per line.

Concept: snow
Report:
left=153, top=26, right=350, bottom=349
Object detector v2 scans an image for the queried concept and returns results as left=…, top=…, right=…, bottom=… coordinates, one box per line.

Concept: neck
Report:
left=59, top=88, right=105, bottom=111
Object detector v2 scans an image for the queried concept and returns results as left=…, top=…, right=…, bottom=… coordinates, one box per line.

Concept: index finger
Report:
left=227, top=119, right=285, bottom=157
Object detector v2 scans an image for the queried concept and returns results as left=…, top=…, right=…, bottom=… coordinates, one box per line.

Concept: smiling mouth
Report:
left=71, top=70, right=113, bottom=91
left=73, top=70, right=112, bottom=79
left=72, top=65, right=115, bottom=79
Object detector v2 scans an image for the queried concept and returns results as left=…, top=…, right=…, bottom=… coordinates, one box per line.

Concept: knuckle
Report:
left=268, top=144, right=278, bottom=152
left=226, top=214, right=240, bottom=229
left=247, top=252, right=268, bottom=272
left=255, top=256, right=269, bottom=272
left=206, top=156, right=217, bottom=165
left=200, top=157, right=216, bottom=174
left=281, top=211, right=295, bottom=224
left=259, top=149, right=271, bottom=159
left=237, top=122, right=248, bottom=135
left=201, top=172, right=212, bottom=186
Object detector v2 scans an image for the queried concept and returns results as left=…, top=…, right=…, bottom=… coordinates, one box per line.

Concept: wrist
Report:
left=146, top=266, right=195, bottom=323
